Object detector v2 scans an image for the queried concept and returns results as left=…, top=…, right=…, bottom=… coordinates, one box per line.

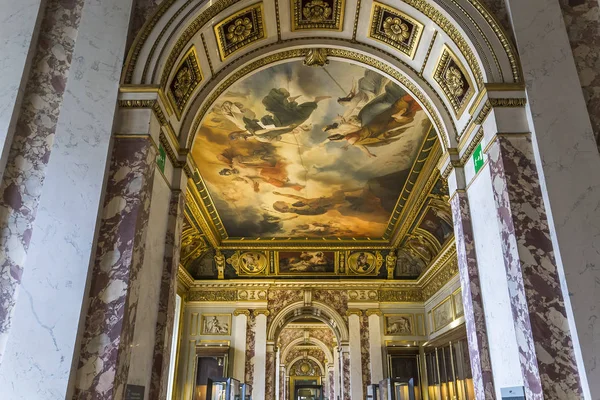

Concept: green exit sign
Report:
left=473, top=143, right=484, bottom=173
left=157, top=144, right=166, bottom=173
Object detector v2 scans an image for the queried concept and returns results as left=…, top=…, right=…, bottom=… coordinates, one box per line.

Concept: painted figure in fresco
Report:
left=271, top=189, right=362, bottom=216
left=281, top=251, right=332, bottom=272
left=355, top=252, right=371, bottom=273
left=337, top=69, right=388, bottom=120
left=324, top=76, right=422, bottom=157
left=216, top=89, right=329, bottom=142
left=217, top=147, right=304, bottom=192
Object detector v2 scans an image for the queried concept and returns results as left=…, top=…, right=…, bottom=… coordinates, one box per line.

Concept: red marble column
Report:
left=72, top=137, right=157, bottom=399
left=148, top=190, right=186, bottom=400
left=0, top=0, right=85, bottom=362
left=487, top=134, right=583, bottom=399
left=450, top=191, right=496, bottom=399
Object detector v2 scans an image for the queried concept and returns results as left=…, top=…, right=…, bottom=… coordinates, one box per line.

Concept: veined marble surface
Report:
left=507, top=0, right=600, bottom=396
left=348, top=314, right=364, bottom=400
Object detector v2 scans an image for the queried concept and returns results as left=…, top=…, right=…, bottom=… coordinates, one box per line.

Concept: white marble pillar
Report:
left=233, top=310, right=249, bottom=381
left=366, top=310, right=384, bottom=384
left=347, top=311, right=363, bottom=400
left=0, top=0, right=45, bottom=178
left=506, top=0, right=600, bottom=397
left=0, top=1, right=135, bottom=399
left=252, top=310, right=269, bottom=400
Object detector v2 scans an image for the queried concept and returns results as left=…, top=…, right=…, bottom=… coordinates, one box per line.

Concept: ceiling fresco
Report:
left=191, top=59, right=432, bottom=239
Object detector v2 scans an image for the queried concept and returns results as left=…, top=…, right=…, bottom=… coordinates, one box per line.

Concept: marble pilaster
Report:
left=334, top=346, right=340, bottom=400
left=0, top=0, right=44, bottom=178
left=279, top=365, right=285, bottom=400
left=233, top=310, right=249, bottom=381
left=0, top=1, right=135, bottom=398
left=148, top=190, right=186, bottom=400
left=487, top=134, right=584, bottom=399
left=328, top=365, right=335, bottom=400
left=265, top=343, right=277, bottom=400
left=342, top=349, right=351, bottom=400
left=72, top=137, right=157, bottom=399
left=0, top=0, right=85, bottom=363
left=252, top=311, right=268, bottom=400
left=245, top=312, right=257, bottom=388
left=359, top=313, right=371, bottom=391
left=367, top=311, right=384, bottom=385
left=506, top=0, right=600, bottom=396
left=347, top=312, right=363, bottom=400
left=449, top=188, right=495, bottom=399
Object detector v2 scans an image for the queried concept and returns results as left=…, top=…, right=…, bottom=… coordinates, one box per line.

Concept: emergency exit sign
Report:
left=473, top=143, right=484, bottom=173
left=157, top=144, right=167, bottom=173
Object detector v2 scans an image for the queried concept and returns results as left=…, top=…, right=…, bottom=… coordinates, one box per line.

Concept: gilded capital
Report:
left=366, top=309, right=383, bottom=317
left=345, top=309, right=363, bottom=317
left=233, top=309, right=251, bottom=316
left=254, top=309, right=270, bottom=316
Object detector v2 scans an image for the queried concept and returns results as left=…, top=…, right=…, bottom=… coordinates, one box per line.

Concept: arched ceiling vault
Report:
left=122, top=0, right=523, bottom=280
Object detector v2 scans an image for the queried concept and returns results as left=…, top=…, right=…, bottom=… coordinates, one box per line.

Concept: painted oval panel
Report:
left=192, top=59, right=432, bottom=238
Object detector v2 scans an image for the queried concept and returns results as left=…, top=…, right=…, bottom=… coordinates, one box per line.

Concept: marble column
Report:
left=148, top=190, right=186, bottom=400
left=71, top=137, right=157, bottom=399
left=233, top=310, right=249, bottom=381
left=341, top=347, right=351, bottom=400
left=0, top=0, right=85, bottom=363
left=506, top=0, right=600, bottom=396
left=359, top=313, right=371, bottom=392
left=265, top=343, right=277, bottom=400
left=252, top=310, right=269, bottom=400
left=347, top=311, right=363, bottom=399
left=0, top=1, right=135, bottom=398
left=327, top=364, right=335, bottom=400
left=448, top=180, right=495, bottom=399
left=245, top=312, right=257, bottom=388
left=486, top=134, right=584, bottom=399
left=366, top=310, right=384, bottom=385
left=0, top=0, right=44, bottom=178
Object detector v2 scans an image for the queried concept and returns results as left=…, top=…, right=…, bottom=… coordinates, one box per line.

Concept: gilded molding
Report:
left=433, top=45, right=475, bottom=118
left=419, top=31, right=438, bottom=77
left=421, top=258, right=459, bottom=300
left=213, top=2, right=266, bottom=61
left=178, top=264, right=194, bottom=291
left=167, top=46, right=203, bottom=119
left=233, top=309, right=251, bottom=316
left=474, top=98, right=527, bottom=125
left=291, top=0, right=345, bottom=31
left=303, top=48, right=329, bottom=66
left=366, top=309, right=383, bottom=317
left=458, top=127, right=484, bottom=165
left=379, top=289, right=423, bottom=302
left=345, top=309, right=363, bottom=317
left=188, top=289, right=238, bottom=301
left=369, top=1, right=424, bottom=59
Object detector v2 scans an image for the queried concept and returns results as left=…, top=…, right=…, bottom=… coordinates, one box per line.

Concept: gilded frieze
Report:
left=188, top=289, right=237, bottom=301
left=291, top=0, right=345, bottom=31
left=369, top=2, right=423, bottom=59
left=214, top=3, right=266, bottom=60
left=167, top=46, right=202, bottom=120
left=433, top=45, right=475, bottom=118
left=379, top=289, right=423, bottom=302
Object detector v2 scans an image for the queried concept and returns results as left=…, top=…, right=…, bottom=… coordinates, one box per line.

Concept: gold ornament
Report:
left=302, top=0, right=332, bottom=22
left=226, top=17, right=253, bottom=43
left=382, top=17, right=411, bottom=42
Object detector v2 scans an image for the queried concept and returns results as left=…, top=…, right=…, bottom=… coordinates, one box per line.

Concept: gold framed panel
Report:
left=384, top=313, right=415, bottom=336
left=275, top=251, right=339, bottom=275
left=291, top=0, right=346, bottom=31
left=227, top=251, right=270, bottom=275
left=433, top=44, right=475, bottom=118
left=200, top=313, right=232, bottom=335
left=431, top=295, right=454, bottom=332
left=289, top=376, right=322, bottom=400
left=368, top=1, right=424, bottom=59
left=213, top=2, right=267, bottom=61
left=452, top=288, right=464, bottom=317
left=166, top=46, right=203, bottom=121
left=346, top=251, right=383, bottom=275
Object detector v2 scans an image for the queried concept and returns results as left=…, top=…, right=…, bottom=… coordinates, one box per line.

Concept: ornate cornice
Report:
left=188, top=289, right=237, bottom=302
left=474, top=98, right=527, bottom=125
left=177, top=264, right=194, bottom=291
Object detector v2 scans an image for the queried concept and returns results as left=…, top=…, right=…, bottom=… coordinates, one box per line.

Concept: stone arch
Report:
left=286, top=356, right=326, bottom=376
left=120, top=0, right=524, bottom=150
left=267, top=301, right=349, bottom=343
left=280, top=337, right=334, bottom=365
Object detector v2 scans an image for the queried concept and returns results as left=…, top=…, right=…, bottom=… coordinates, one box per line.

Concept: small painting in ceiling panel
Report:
left=214, top=3, right=266, bottom=61
left=433, top=45, right=475, bottom=117
left=369, top=2, right=424, bottom=59
left=277, top=251, right=337, bottom=275
left=227, top=251, right=269, bottom=275
left=347, top=251, right=382, bottom=275
left=167, top=46, right=203, bottom=119
left=291, top=0, right=345, bottom=31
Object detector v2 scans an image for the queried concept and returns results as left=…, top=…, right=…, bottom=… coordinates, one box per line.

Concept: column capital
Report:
left=233, top=309, right=250, bottom=317
left=345, top=309, right=363, bottom=317
left=254, top=309, right=270, bottom=316
left=365, top=309, right=382, bottom=317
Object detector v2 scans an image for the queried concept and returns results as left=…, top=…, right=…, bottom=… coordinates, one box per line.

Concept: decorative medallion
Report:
left=167, top=46, right=202, bottom=120
left=369, top=2, right=423, bottom=58
left=291, top=0, right=345, bottom=31
left=433, top=45, right=475, bottom=117
left=214, top=3, right=266, bottom=60
left=347, top=251, right=383, bottom=275
left=227, top=251, right=269, bottom=275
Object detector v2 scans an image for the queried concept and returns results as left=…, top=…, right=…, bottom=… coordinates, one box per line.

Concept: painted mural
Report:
left=193, top=60, right=432, bottom=238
